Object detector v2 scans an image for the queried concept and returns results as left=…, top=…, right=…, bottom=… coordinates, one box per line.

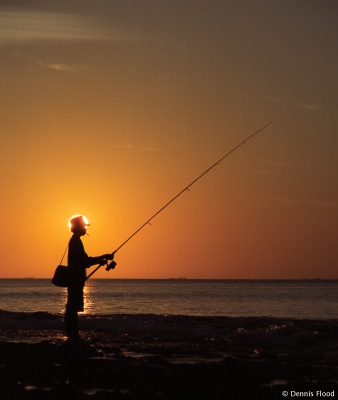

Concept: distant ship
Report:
left=169, top=277, right=187, bottom=280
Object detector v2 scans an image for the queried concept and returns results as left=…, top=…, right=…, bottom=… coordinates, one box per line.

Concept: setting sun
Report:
left=68, top=215, right=90, bottom=231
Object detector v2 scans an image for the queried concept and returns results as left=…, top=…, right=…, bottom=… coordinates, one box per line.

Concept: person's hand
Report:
left=103, top=253, right=114, bottom=260
left=98, top=254, right=114, bottom=266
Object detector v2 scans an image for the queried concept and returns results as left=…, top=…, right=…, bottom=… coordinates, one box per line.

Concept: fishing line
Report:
left=86, top=121, right=272, bottom=280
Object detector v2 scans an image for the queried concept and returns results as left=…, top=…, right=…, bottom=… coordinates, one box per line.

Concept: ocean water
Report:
left=1, top=281, right=338, bottom=399
left=0, top=279, right=337, bottom=320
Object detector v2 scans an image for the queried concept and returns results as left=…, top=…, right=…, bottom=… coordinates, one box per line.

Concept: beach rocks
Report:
left=0, top=316, right=338, bottom=399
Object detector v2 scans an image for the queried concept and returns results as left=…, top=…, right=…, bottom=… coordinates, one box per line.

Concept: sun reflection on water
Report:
left=82, top=284, right=94, bottom=314
left=59, top=288, right=67, bottom=313
left=58, top=284, right=94, bottom=314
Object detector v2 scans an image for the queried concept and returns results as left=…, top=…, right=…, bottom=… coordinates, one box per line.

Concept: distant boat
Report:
left=169, top=277, right=187, bottom=280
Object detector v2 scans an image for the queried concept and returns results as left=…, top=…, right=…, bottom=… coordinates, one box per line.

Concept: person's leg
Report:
left=65, top=285, right=82, bottom=341
left=64, top=308, right=79, bottom=341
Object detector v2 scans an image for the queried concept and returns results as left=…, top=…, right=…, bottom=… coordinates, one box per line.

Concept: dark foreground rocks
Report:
left=0, top=317, right=338, bottom=399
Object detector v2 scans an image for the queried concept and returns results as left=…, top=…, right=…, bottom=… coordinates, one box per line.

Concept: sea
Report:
left=1, top=279, right=337, bottom=319
left=1, top=278, right=338, bottom=363
left=2, top=280, right=338, bottom=397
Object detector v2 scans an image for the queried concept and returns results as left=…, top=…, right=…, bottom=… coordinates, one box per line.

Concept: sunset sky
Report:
left=1, top=0, right=337, bottom=279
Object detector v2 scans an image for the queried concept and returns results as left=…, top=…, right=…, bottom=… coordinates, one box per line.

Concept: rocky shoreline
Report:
left=1, top=316, right=338, bottom=399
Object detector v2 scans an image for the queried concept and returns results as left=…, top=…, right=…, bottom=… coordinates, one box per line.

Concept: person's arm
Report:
left=87, top=253, right=114, bottom=268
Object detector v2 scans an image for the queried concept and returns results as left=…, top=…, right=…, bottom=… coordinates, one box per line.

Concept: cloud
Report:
left=264, top=96, right=325, bottom=113
left=273, top=197, right=338, bottom=207
left=240, top=95, right=325, bottom=114
left=11, top=51, right=89, bottom=73
left=0, top=7, right=143, bottom=45
left=41, top=63, right=78, bottom=72
left=296, top=103, right=324, bottom=112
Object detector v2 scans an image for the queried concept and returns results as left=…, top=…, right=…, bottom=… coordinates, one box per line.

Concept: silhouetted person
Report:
left=65, top=215, right=113, bottom=344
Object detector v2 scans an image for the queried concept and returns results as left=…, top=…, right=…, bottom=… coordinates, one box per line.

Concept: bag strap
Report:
left=59, top=243, right=69, bottom=265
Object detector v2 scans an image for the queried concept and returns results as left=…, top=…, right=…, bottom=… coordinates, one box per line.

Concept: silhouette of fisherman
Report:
left=65, top=215, right=113, bottom=344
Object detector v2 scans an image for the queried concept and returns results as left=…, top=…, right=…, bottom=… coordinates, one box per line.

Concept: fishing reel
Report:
left=106, top=261, right=117, bottom=271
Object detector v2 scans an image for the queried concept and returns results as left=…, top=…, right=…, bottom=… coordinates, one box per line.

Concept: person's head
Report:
left=68, top=215, right=90, bottom=235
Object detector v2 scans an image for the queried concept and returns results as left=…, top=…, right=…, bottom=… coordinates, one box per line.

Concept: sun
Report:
left=68, top=214, right=89, bottom=230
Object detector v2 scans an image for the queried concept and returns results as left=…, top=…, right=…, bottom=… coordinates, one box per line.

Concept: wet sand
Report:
left=0, top=315, right=338, bottom=399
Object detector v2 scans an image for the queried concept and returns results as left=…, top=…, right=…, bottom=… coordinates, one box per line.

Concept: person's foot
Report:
left=64, top=336, right=98, bottom=356
left=65, top=335, right=83, bottom=347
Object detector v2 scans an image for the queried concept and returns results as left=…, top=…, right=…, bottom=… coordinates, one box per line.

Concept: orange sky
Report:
left=1, top=1, right=338, bottom=279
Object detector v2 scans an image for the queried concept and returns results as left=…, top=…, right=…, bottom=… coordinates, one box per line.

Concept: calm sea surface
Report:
left=0, top=279, right=337, bottom=319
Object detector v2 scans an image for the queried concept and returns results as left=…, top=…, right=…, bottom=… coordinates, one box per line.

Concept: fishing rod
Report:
left=86, top=121, right=272, bottom=280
